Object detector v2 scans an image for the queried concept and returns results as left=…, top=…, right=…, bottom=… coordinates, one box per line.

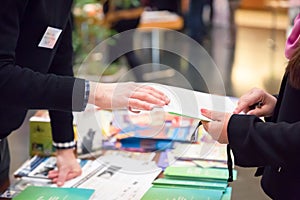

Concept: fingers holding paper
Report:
left=200, top=109, right=232, bottom=144
left=233, top=87, right=277, bottom=117
left=89, top=82, right=170, bottom=111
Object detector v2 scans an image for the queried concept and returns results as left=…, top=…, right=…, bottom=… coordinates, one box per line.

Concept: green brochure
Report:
left=153, top=178, right=228, bottom=190
left=163, top=166, right=237, bottom=182
left=141, top=187, right=224, bottom=200
left=13, top=186, right=95, bottom=200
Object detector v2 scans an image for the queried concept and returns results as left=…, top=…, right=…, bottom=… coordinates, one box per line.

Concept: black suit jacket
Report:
left=228, top=74, right=300, bottom=199
left=0, top=0, right=86, bottom=144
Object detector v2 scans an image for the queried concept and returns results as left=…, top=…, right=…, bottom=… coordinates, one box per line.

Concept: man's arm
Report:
left=47, top=17, right=82, bottom=186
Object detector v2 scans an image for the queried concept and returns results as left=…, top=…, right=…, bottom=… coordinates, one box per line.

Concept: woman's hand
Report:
left=201, top=109, right=232, bottom=144
left=233, top=88, right=277, bottom=117
left=89, top=82, right=170, bottom=111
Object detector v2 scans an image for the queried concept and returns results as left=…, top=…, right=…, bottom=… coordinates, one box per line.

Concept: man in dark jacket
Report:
left=0, top=0, right=169, bottom=188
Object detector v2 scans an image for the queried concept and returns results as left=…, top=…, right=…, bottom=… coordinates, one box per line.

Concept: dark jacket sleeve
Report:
left=228, top=114, right=300, bottom=168
left=48, top=17, right=75, bottom=145
left=0, top=1, right=85, bottom=112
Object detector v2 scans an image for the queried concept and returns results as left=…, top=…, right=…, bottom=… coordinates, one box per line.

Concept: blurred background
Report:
left=8, top=0, right=300, bottom=199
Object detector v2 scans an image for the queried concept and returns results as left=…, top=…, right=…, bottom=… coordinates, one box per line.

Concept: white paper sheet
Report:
left=149, top=84, right=238, bottom=121
left=65, top=155, right=161, bottom=200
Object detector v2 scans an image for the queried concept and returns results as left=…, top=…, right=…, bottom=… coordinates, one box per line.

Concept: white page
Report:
left=65, top=155, right=161, bottom=200
left=149, top=84, right=238, bottom=121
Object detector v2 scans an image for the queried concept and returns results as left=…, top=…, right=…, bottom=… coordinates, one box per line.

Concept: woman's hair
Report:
left=286, top=42, right=300, bottom=89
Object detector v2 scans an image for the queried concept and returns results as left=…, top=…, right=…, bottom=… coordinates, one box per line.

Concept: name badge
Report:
left=38, top=27, right=62, bottom=49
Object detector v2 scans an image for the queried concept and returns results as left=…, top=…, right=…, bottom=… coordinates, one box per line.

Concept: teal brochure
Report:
left=141, top=187, right=224, bottom=200
left=13, top=186, right=94, bottom=200
left=164, top=166, right=237, bottom=181
left=153, top=178, right=228, bottom=190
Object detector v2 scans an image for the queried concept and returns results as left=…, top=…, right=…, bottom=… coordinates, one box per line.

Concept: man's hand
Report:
left=48, top=149, right=82, bottom=187
left=201, top=109, right=232, bottom=144
left=233, top=87, right=277, bottom=117
left=89, top=82, right=170, bottom=111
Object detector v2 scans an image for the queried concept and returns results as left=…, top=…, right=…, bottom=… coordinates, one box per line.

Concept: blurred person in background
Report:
left=102, top=0, right=144, bottom=81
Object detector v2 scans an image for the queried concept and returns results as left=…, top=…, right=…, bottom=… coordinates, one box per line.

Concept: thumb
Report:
left=201, top=109, right=225, bottom=121
left=201, top=109, right=212, bottom=119
left=56, top=167, right=68, bottom=187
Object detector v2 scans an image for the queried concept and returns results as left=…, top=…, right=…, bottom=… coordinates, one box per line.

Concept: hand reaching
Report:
left=89, top=82, right=170, bottom=111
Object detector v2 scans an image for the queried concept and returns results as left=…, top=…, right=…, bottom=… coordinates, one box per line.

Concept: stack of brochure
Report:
left=3, top=154, right=160, bottom=200
left=168, top=141, right=229, bottom=168
left=0, top=156, right=91, bottom=199
left=142, top=166, right=237, bottom=200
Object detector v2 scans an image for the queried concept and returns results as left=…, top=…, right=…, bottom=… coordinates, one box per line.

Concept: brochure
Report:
left=13, top=186, right=94, bottom=200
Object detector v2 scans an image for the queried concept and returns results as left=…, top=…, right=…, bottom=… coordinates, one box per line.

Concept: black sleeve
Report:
left=0, top=1, right=85, bottom=112
left=48, top=17, right=75, bottom=146
left=228, top=114, right=300, bottom=168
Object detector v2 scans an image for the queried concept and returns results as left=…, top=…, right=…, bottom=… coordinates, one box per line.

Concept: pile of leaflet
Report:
left=142, top=165, right=236, bottom=200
